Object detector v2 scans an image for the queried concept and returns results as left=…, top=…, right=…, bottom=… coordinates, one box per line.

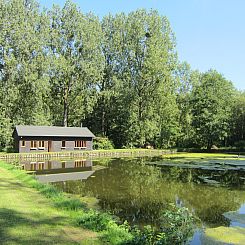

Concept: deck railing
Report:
left=0, top=149, right=176, bottom=160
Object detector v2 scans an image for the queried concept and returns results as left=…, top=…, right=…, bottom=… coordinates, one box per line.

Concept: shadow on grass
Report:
left=0, top=208, right=77, bottom=245
left=0, top=180, right=28, bottom=189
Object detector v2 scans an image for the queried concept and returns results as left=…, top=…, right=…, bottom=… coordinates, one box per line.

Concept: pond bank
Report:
left=0, top=149, right=175, bottom=161
left=0, top=160, right=196, bottom=245
left=0, top=161, right=100, bottom=245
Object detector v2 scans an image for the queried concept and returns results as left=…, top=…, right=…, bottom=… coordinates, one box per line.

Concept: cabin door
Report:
left=48, top=141, right=52, bottom=152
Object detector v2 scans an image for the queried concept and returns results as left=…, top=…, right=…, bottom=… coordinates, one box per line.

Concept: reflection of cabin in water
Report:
left=19, top=159, right=95, bottom=183
left=13, top=125, right=95, bottom=153
left=21, top=159, right=93, bottom=174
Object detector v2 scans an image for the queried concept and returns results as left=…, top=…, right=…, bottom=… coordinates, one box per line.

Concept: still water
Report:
left=20, top=156, right=245, bottom=244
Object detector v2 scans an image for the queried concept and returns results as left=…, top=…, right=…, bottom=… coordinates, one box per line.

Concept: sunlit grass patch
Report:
left=163, top=153, right=239, bottom=159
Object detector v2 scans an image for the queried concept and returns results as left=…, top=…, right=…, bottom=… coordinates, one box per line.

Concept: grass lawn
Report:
left=162, top=152, right=240, bottom=160
left=0, top=163, right=100, bottom=245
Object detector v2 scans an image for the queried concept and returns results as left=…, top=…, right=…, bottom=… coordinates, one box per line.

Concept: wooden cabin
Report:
left=13, top=125, right=95, bottom=153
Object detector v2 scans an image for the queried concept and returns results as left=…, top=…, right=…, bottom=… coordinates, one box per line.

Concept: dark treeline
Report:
left=0, top=0, right=244, bottom=150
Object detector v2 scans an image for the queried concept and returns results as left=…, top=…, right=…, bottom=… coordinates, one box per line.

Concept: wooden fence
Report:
left=0, top=149, right=176, bottom=161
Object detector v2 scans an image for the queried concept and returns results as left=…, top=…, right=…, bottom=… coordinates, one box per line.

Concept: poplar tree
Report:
left=0, top=0, right=50, bottom=147
left=48, top=1, right=104, bottom=127
left=120, top=10, right=178, bottom=146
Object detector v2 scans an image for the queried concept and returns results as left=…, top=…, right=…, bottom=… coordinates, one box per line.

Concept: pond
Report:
left=19, top=154, right=245, bottom=244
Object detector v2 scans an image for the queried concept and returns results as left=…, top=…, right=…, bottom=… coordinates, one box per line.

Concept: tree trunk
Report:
left=101, top=94, right=106, bottom=136
left=207, top=139, right=212, bottom=151
left=138, top=99, right=145, bottom=146
left=101, top=108, right=106, bottom=136
left=63, top=101, right=68, bottom=127
left=63, top=87, right=68, bottom=127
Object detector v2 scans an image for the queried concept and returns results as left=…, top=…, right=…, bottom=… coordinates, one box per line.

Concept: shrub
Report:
left=102, top=221, right=134, bottom=244
left=130, top=225, right=166, bottom=245
left=159, top=204, right=195, bottom=244
left=77, top=205, right=195, bottom=245
left=129, top=205, right=195, bottom=245
left=77, top=211, right=134, bottom=244
left=77, top=210, right=113, bottom=231
left=93, top=137, right=114, bottom=150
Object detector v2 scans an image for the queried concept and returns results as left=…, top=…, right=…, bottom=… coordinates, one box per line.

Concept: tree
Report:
left=87, top=10, right=178, bottom=148
left=123, top=10, right=177, bottom=147
left=175, top=63, right=201, bottom=147
left=190, top=70, right=235, bottom=149
left=100, top=10, right=177, bottom=147
left=0, top=0, right=51, bottom=149
left=48, top=1, right=104, bottom=127
left=86, top=13, right=127, bottom=137
left=229, top=91, right=245, bottom=146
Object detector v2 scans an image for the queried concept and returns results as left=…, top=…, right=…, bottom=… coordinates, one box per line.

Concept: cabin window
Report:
left=75, top=140, right=87, bottom=148
left=62, top=141, right=66, bottom=148
left=39, top=141, right=45, bottom=148
left=31, top=141, right=37, bottom=149
left=75, top=141, right=80, bottom=148
left=21, top=140, right=25, bottom=147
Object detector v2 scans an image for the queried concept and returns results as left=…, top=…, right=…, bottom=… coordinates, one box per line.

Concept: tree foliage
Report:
left=190, top=70, right=235, bottom=149
left=0, top=0, right=243, bottom=150
left=230, top=92, right=245, bottom=146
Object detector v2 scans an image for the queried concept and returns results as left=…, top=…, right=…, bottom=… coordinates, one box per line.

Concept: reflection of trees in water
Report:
left=54, top=180, right=86, bottom=195
left=162, top=166, right=245, bottom=226
left=53, top=158, right=245, bottom=227
left=162, top=166, right=245, bottom=187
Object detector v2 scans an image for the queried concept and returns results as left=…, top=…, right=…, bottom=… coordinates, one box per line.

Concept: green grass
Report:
left=163, top=152, right=239, bottom=159
left=161, top=153, right=244, bottom=163
left=0, top=161, right=101, bottom=245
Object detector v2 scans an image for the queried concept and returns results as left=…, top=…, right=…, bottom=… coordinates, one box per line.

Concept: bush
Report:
left=129, top=205, right=195, bottom=245
left=102, top=221, right=134, bottom=244
left=159, top=204, right=195, bottom=244
left=130, top=225, right=166, bottom=245
left=77, top=205, right=195, bottom=245
left=93, top=137, right=114, bottom=150
left=77, top=210, right=113, bottom=231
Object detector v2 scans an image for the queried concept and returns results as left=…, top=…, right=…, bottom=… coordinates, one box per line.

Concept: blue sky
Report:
left=40, top=0, right=245, bottom=90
